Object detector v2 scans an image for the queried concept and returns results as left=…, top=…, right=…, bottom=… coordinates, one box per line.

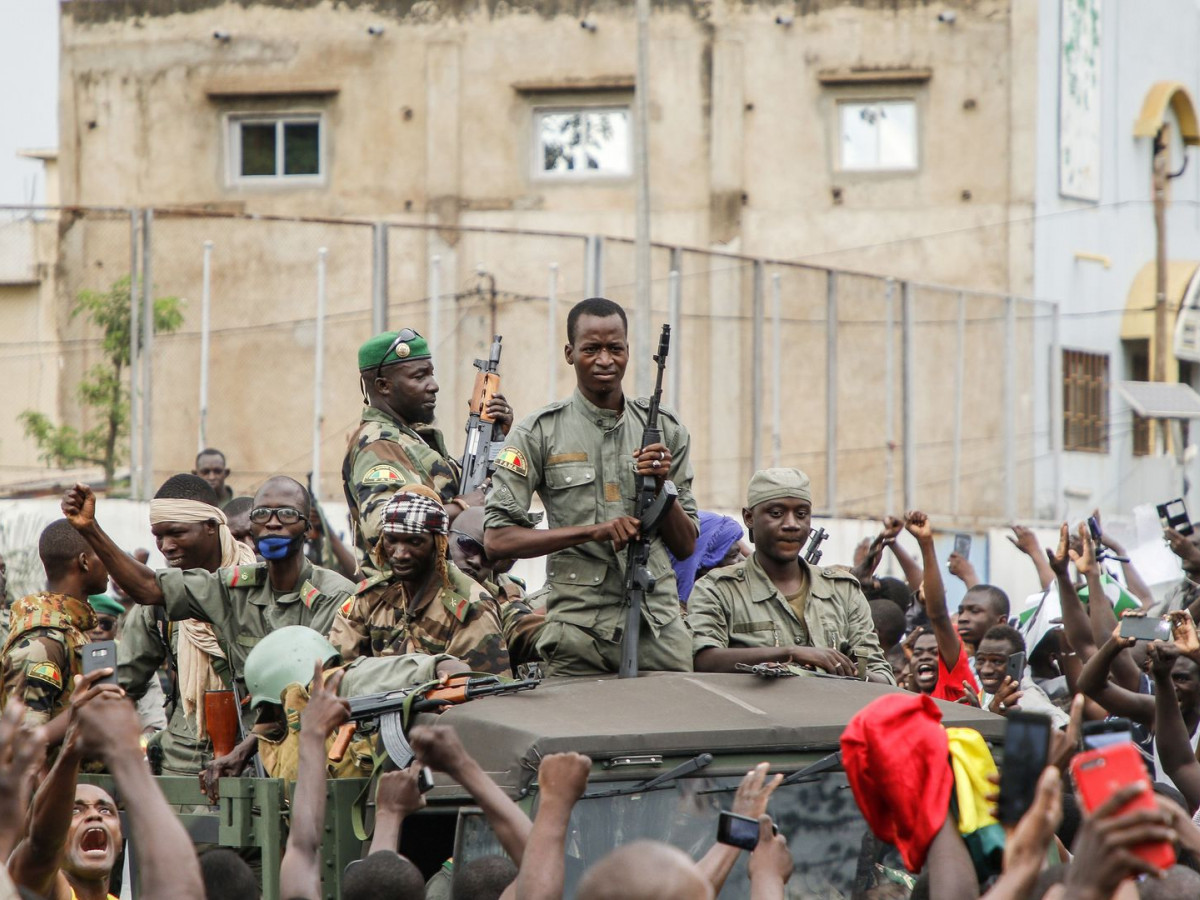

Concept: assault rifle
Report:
left=804, top=527, right=829, bottom=565
left=619, top=325, right=676, bottom=680
left=459, top=335, right=506, bottom=495
left=328, top=674, right=538, bottom=768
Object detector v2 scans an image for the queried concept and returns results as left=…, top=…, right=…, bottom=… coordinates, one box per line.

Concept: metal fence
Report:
left=0, top=205, right=1060, bottom=525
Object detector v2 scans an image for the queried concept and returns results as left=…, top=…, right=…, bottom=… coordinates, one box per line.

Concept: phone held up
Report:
left=1005, top=650, right=1026, bottom=686
left=81, top=640, right=119, bottom=687
left=953, top=533, right=971, bottom=560
left=716, top=810, right=775, bottom=851
left=1118, top=616, right=1172, bottom=643
left=1158, top=498, right=1194, bottom=537
left=1082, top=717, right=1134, bottom=751
left=998, top=710, right=1051, bottom=825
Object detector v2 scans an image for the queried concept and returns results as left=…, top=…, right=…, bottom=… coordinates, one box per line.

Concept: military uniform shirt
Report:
left=688, top=554, right=894, bottom=683
left=342, top=405, right=462, bottom=572
left=328, top=563, right=510, bottom=676
left=0, top=592, right=95, bottom=726
left=157, top=560, right=354, bottom=679
left=484, top=389, right=699, bottom=642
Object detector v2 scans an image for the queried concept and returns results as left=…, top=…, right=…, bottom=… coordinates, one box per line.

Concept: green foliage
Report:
left=21, top=276, right=183, bottom=487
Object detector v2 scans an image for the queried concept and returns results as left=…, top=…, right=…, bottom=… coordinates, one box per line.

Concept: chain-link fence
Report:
left=0, top=205, right=1058, bottom=525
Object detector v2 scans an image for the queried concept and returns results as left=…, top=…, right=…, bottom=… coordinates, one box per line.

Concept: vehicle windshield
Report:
left=455, top=770, right=908, bottom=898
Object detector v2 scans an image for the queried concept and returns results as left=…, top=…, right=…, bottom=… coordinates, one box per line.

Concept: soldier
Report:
left=329, top=490, right=510, bottom=676
left=0, top=520, right=107, bottom=741
left=688, top=468, right=894, bottom=683
left=0, top=550, right=9, bottom=646
left=112, top=474, right=255, bottom=776
left=343, top=329, right=513, bottom=574
left=193, top=447, right=235, bottom=509
left=449, top=506, right=545, bottom=668
left=484, top=297, right=699, bottom=676
left=61, top=476, right=355, bottom=687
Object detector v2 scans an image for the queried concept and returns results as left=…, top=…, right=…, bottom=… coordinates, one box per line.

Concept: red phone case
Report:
left=1070, top=743, right=1175, bottom=871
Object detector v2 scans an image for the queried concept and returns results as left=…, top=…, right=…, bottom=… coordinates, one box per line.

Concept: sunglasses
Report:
left=450, top=531, right=486, bottom=558
left=95, top=616, right=118, bottom=631
left=374, top=328, right=421, bottom=383
left=249, top=506, right=308, bottom=526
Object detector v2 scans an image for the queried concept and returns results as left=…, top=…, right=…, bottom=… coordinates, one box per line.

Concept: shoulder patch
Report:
left=340, top=596, right=355, bottom=617
left=355, top=572, right=391, bottom=595
left=26, top=660, right=62, bottom=689
left=821, top=566, right=860, bottom=582
left=300, top=581, right=321, bottom=609
left=223, top=564, right=265, bottom=588
left=442, top=592, right=480, bottom=623
left=362, top=464, right=407, bottom=486
left=495, top=447, right=528, bottom=477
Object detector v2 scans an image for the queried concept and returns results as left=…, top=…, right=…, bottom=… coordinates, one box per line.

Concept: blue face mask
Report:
left=256, top=534, right=304, bottom=561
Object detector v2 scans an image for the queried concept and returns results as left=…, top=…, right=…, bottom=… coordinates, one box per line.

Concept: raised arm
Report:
left=1008, top=525, right=1054, bottom=591
left=279, top=664, right=350, bottom=900
left=410, top=724, right=532, bottom=865
left=883, top=515, right=925, bottom=592
left=1076, top=633, right=1156, bottom=727
left=905, top=511, right=960, bottom=670
left=369, top=768, right=426, bottom=857
left=507, top=752, right=591, bottom=900
left=696, top=763, right=782, bottom=896
left=61, top=483, right=164, bottom=606
left=0, top=700, right=46, bottom=864
left=1073, top=524, right=1140, bottom=690
left=1148, top=643, right=1200, bottom=814
left=1047, top=523, right=1098, bottom=663
left=1092, top=510, right=1153, bottom=607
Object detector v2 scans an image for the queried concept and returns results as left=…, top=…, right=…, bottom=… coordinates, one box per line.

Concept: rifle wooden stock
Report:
left=328, top=722, right=358, bottom=763
left=471, top=371, right=500, bottom=424
left=204, top=690, right=239, bottom=759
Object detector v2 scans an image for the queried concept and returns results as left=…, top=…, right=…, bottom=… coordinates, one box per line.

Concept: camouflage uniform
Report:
left=688, top=554, right=895, bottom=683
left=0, top=592, right=96, bottom=725
left=342, top=406, right=462, bottom=575
left=157, top=560, right=354, bottom=685
left=484, top=389, right=699, bottom=676
left=328, top=562, right=510, bottom=676
left=487, top=574, right=545, bottom=668
left=118, top=606, right=213, bottom=776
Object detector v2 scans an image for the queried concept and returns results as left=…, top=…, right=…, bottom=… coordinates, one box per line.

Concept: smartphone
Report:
left=953, top=533, right=972, bottom=559
left=1071, top=743, right=1176, bottom=871
left=81, top=640, right=119, bottom=687
left=1082, top=717, right=1134, bottom=751
left=998, top=710, right=1052, bottom=825
left=1087, top=516, right=1102, bottom=542
left=1118, top=616, right=1172, bottom=642
left=1005, top=650, right=1026, bottom=685
left=717, top=811, right=768, bottom=851
left=417, top=766, right=436, bottom=794
left=1158, top=499, right=1194, bottom=536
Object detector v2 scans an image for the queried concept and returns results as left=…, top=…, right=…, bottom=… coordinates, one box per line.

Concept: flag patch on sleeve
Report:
left=495, top=447, right=528, bottom=477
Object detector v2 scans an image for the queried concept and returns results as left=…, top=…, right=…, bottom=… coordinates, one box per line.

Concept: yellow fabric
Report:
left=149, top=498, right=257, bottom=735
left=256, top=679, right=374, bottom=781
left=945, top=726, right=1001, bottom=836
left=1119, top=260, right=1200, bottom=385
left=1133, top=81, right=1200, bottom=144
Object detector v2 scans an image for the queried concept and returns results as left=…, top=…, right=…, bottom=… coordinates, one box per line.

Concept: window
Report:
left=228, top=115, right=322, bottom=183
left=838, top=100, right=917, bottom=171
left=534, top=107, right=631, bottom=178
left=1124, top=339, right=1152, bottom=456
left=1063, top=349, right=1109, bottom=453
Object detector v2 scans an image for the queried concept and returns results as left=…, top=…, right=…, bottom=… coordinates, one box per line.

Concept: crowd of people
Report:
left=2, top=296, right=1200, bottom=898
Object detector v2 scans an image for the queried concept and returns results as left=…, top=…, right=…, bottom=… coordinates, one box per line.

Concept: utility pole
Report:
left=634, top=0, right=652, bottom=395
left=1153, top=124, right=1170, bottom=453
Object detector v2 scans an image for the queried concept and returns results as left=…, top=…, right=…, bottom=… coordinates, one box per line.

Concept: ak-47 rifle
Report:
left=459, top=335, right=506, bottom=496
left=804, top=527, right=829, bottom=565
left=329, top=674, right=538, bottom=767
left=619, top=325, right=676, bottom=680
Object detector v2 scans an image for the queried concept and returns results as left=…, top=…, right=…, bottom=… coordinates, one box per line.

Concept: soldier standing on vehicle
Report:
left=0, top=520, right=107, bottom=741
left=688, top=468, right=894, bottom=683
left=329, top=489, right=509, bottom=676
left=484, top=298, right=699, bottom=676
left=343, top=329, right=514, bottom=574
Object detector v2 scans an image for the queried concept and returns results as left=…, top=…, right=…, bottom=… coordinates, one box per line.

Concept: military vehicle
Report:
left=88, top=672, right=1002, bottom=899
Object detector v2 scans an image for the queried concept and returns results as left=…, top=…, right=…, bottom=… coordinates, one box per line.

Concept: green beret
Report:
left=747, top=467, right=812, bottom=508
left=358, top=330, right=430, bottom=371
left=88, top=594, right=125, bottom=617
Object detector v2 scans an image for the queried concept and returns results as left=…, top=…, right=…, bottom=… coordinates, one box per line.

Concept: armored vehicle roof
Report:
left=421, top=672, right=1004, bottom=794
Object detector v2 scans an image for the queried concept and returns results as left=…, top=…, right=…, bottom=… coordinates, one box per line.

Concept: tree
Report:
left=20, top=275, right=183, bottom=488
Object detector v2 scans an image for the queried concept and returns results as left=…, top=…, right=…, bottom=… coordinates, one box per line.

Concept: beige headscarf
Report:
left=149, top=499, right=257, bottom=734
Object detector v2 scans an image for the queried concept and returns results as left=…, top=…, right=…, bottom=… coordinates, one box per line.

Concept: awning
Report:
left=1116, top=381, right=1200, bottom=419
left=1120, top=261, right=1200, bottom=382
left=1133, top=82, right=1200, bottom=145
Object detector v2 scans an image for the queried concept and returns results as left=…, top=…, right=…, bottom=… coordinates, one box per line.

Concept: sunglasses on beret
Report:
left=375, top=328, right=421, bottom=383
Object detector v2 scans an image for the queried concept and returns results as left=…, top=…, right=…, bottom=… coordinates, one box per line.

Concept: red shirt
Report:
left=931, top=635, right=978, bottom=702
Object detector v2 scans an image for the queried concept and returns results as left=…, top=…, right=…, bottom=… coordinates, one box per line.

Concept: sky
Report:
left=0, top=3, right=59, bottom=206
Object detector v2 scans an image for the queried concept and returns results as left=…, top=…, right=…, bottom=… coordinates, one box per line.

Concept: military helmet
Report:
left=243, top=625, right=341, bottom=708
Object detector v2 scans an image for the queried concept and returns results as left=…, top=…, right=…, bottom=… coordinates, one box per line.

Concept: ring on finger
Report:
left=652, top=460, right=661, bottom=469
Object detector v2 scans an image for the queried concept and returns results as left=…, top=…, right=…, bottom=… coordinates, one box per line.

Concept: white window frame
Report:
left=225, top=113, right=325, bottom=186
left=836, top=99, right=919, bottom=173
left=531, top=105, right=633, bottom=182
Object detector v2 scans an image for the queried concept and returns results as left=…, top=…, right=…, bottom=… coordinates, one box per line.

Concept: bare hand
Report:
left=1165, top=528, right=1200, bottom=566
left=852, top=537, right=872, bottom=568
left=300, top=663, right=349, bottom=738
left=67, top=671, right=137, bottom=761
left=958, top=681, right=982, bottom=708
left=1050, top=694, right=1086, bottom=772
left=592, top=515, right=641, bottom=552
left=1147, top=641, right=1179, bottom=681
left=375, top=766, right=427, bottom=818
left=987, top=677, right=1023, bottom=716
left=1168, top=610, right=1200, bottom=659
left=747, top=815, right=793, bottom=884
left=409, top=724, right=470, bottom=778
left=732, top=762, right=783, bottom=820
left=947, top=552, right=976, bottom=583
left=1109, top=610, right=1140, bottom=649
left=0, top=700, right=47, bottom=856
left=904, top=510, right=933, bottom=542
left=1156, top=792, right=1200, bottom=859
left=1044, top=523, right=1070, bottom=576
left=1069, top=522, right=1097, bottom=576
left=536, top=752, right=591, bottom=806
left=199, top=748, right=252, bottom=804
left=61, top=482, right=97, bottom=531
left=789, top=646, right=856, bottom=677
left=434, top=658, right=473, bottom=680
left=485, top=391, right=514, bottom=434
left=633, top=442, right=672, bottom=488
left=881, top=515, right=904, bottom=543
left=1009, top=524, right=1043, bottom=557
left=1003, top=767, right=1063, bottom=877
left=1064, top=784, right=1175, bottom=894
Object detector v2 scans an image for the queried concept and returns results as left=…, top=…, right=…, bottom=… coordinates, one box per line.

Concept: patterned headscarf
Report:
left=381, top=491, right=450, bottom=536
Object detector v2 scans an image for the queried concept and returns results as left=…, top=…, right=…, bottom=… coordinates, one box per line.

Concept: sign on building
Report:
left=1059, top=0, right=1102, bottom=202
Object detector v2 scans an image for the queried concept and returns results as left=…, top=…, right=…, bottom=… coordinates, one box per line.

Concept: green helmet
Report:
left=243, top=626, right=341, bottom=708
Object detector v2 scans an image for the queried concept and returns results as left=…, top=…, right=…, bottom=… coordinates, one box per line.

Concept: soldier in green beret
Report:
left=688, top=468, right=894, bottom=683
left=344, top=329, right=515, bottom=576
